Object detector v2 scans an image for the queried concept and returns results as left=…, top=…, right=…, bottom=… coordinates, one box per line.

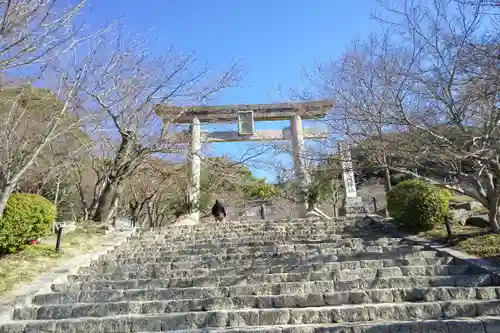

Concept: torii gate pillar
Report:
left=290, top=114, right=310, bottom=217
left=187, top=117, right=201, bottom=222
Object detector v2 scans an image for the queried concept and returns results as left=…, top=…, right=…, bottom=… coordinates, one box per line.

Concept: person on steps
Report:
left=211, top=199, right=226, bottom=223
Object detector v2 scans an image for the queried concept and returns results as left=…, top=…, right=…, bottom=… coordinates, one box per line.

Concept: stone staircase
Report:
left=2, top=217, right=500, bottom=332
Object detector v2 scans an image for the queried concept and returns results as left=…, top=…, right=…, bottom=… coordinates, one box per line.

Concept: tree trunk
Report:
left=488, top=208, right=500, bottom=233
left=91, top=132, right=143, bottom=224
left=488, top=195, right=500, bottom=233
left=54, top=178, right=61, bottom=205
left=147, top=202, right=155, bottom=227
left=92, top=179, right=120, bottom=223
left=0, top=183, right=16, bottom=217
left=383, top=167, right=391, bottom=217
left=330, top=179, right=339, bottom=218
left=83, top=207, right=89, bottom=221
left=129, top=201, right=139, bottom=225
left=104, top=184, right=122, bottom=224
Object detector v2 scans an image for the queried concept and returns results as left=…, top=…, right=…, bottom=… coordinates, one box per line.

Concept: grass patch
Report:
left=418, top=224, right=487, bottom=239
left=0, top=226, right=107, bottom=296
left=450, top=195, right=476, bottom=202
left=455, top=233, right=500, bottom=258
left=473, top=206, right=489, bottom=214
left=418, top=222, right=500, bottom=263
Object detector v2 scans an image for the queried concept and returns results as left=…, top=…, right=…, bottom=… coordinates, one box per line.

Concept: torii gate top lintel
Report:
left=154, top=100, right=333, bottom=124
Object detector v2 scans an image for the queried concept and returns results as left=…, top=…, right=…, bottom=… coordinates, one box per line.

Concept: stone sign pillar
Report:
left=187, top=117, right=201, bottom=222
left=338, top=142, right=365, bottom=216
left=290, top=114, right=310, bottom=217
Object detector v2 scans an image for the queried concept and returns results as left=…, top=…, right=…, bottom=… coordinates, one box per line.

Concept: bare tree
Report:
left=0, top=27, right=111, bottom=217
left=302, top=0, right=500, bottom=229
left=303, top=33, right=415, bottom=213
left=0, top=0, right=88, bottom=71
left=366, top=0, right=500, bottom=231
left=72, top=152, right=110, bottom=221
left=122, top=158, right=177, bottom=226
left=83, top=27, right=240, bottom=223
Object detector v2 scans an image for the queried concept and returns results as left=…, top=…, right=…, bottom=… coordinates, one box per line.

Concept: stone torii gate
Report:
left=155, top=100, right=333, bottom=222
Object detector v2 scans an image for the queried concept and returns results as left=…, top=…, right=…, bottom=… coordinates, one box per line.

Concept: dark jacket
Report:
left=211, top=200, right=226, bottom=217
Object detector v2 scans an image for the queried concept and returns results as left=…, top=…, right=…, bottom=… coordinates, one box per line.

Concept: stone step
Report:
left=104, top=247, right=437, bottom=266
left=130, top=318, right=500, bottom=333
left=133, top=229, right=348, bottom=241
left=104, top=240, right=410, bottom=259
left=16, top=287, right=500, bottom=320
left=32, top=281, right=500, bottom=307
left=133, top=225, right=343, bottom=235
left=108, top=243, right=410, bottom=259
left=133, top=227, right=374, bottom=236
left=126, top=235, right=359, bottom=249
left=77, top=251, right=444, bottom=276
left=129, top=231, right=345, bottom=242
left=133, top=218, right=332, bottom=233
left=4, top=300, right=500, bottom=332
left=116, top=235, right=410, bottom=250
left=120, top=238, right=406, bottom=252
left=131, top=231, right=382, bottom=243
left=68, top=256, right=456, bottom=281
left=131, top=232, right=399, bottom=239
left=52, top=262, right=462, bottom=293
left=53, top=274, right=498, bottom=304
left=100, top=245, right=429, bottom=266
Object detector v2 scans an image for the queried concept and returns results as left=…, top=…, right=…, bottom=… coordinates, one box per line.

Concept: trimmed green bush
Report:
left=0, top=193, right=56, bottom=254
left=387, top=179, right=450, bottom=233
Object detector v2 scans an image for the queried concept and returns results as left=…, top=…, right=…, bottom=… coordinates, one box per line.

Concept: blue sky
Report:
left=82, top=0, right=380, bottom=182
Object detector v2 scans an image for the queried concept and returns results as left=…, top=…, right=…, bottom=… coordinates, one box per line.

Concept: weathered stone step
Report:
left=131, top=225, right=346, bottom=242
left=134, top=218, right=330, bottom=233
left=132, top=230, right=350, bottom=242
left=120, top=237, right=406, bottom=253
left=120, top=239, right=413, bottom=250
left=104, top=247, right=436, bottom=266
left=129, top=231, right=344, bottom=243
left=104, top=240, right=409, bottom=260
left=52, top=262, right=460, bottom=293
left=134, top=227, right=373, bottom=238
left=101, top=245, right=428, bottom=266
left=30, top=283, right=500, bottom=309
left=126, top=235, right=358, bottom=249
left=69, top=256, right=456, bottom=281
left=54, top=274, right=498, bottom=304
left=4, top=300, right=500, bottom=332
left=133, top=232, right=397, bottom=243
left=131, top=318, right=500, bottom=333
left=41, top=264, right=474, bottom=302
left=78, top=251, right=443, bottom=275
left=16, top=287, right=500, bottom=320
left=110, top=241, right=410, bottom=258
left=130, top=227, right=379, bottom=241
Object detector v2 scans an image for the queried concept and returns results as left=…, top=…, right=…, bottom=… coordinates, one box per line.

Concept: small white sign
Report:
left=338, top=142, right=357, bottom=198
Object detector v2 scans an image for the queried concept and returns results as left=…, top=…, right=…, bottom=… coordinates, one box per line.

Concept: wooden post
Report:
left=372, top=197, right=377, bottom=213
left=444, top=215, right=453, bottom=242
left=259, top=204, right=266, bottom=220
left=55, top=225, right=63, bottom=252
